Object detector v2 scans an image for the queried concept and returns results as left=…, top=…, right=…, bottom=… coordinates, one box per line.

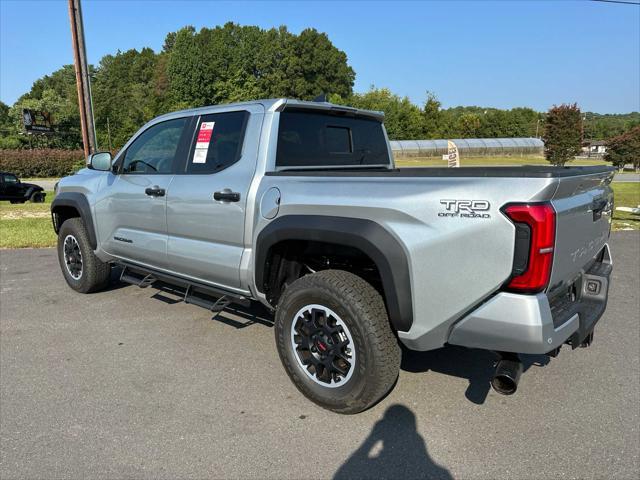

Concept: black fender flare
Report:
left=23, top=186, right=36, bottom=199
left=51, top=192, right=98, bottom=249
left=255, top=215, right=413, bottom=332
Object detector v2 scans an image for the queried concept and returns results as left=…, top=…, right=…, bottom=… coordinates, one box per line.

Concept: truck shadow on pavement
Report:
left=334, top=404, right=452, bottom=480
left=401, top=345, right=549, bottom=405
left=145, top=282, right=275, bottom=328
left=139, top=284, right=548, bottom=406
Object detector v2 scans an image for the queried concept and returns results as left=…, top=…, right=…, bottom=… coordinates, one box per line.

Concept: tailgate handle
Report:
left=591, top=198, right=608, bottom=220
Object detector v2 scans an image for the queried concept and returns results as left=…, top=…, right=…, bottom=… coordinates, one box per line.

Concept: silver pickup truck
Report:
left=52, top=99, right=614, bottom=413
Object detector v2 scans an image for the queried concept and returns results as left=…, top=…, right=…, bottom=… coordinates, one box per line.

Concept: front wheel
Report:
left=57, top=217, right=110, bottom=293
left=275, top=270, right=401, bottom=414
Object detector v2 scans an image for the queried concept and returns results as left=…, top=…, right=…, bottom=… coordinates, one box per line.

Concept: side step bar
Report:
left=120, top=269, right=156, bottom=288
left=183, top=285, right=232, bottom=312
left=118, top=264, right=250, bottom=311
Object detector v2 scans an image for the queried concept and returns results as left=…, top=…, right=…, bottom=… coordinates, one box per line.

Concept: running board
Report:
left=183, top=286, right=232, bottom=312
left=120, top=268, right=156, bottom=288
left=117, top=263, right=251, bottom=312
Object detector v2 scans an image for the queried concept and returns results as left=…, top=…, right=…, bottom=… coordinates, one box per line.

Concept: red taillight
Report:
left=503, top=203, right=556, bottom=293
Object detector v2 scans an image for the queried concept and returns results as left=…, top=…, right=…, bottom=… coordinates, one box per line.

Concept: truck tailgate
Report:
left=548, top=168, right=614, bottom=292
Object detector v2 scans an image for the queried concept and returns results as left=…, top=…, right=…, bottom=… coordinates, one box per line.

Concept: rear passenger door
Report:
left=166, top=106, right=263, bottom=291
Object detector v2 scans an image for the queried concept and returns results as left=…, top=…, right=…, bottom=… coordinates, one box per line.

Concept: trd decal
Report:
left=438, top=199, right=491, bottom=219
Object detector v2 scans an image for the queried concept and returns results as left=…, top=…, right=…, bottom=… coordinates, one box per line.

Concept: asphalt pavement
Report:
left=614, top=173, right=640, bottom=183
left=1, top=232, right=639, bottom=479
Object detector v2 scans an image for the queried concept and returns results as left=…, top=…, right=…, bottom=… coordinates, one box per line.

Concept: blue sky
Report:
left=1, top=0, right=639, bottom=113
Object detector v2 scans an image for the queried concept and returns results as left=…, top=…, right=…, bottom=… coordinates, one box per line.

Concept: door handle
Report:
left=145, top=186, right=165, bottom=197
left=214, top=190, right=241, bottom=202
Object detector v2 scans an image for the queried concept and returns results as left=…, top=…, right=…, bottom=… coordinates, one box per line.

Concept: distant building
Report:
left=582, top=140, right=607, bottom=157
left=390, top=137, right=544, bottom=158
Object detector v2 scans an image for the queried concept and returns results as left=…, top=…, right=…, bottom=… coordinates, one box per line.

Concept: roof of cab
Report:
left=153, top=98, right=385, bottom=123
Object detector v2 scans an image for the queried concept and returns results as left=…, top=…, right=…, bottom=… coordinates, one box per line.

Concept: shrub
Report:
left=605, top=126, right=640, bottom=171
left=0, top=149, right=85, bottom=177
left=543, top=103, right=582, bottom=166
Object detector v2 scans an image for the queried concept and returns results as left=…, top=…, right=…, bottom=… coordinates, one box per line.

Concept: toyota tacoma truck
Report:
left=51, top=99, right=614, bottom=414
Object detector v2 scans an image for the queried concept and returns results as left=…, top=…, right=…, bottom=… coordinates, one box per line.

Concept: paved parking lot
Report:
left=1, top=232, right=638, bottom=479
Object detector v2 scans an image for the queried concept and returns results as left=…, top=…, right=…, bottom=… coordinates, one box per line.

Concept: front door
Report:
left=94, top=117, right=190, bottom=269
left=166, top=107, right=263, bottom=291
left=1, top=173, right=22, bottom=199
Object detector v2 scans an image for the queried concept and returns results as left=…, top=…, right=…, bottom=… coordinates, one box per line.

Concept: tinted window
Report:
left=121, top=118, right=187, bottom=174
left=276, top=111, right=389, bottom=168
left=186, top=111, right=248, bottom=174
left=2, top=174, right=19, bottom=184
left=325, top=126, right=351, bottom=153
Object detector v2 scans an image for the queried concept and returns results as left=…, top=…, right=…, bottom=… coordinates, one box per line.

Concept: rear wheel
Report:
left=57, top=217, right=110, bottom=293
left=275, top=270, right=401, bottom=414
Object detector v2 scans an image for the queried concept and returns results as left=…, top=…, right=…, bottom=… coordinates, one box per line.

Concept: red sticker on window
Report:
left=194, top=122, right=215, bottom=163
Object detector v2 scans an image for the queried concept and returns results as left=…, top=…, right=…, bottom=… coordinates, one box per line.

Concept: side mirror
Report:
left=88, top=152, right=112, bottom=171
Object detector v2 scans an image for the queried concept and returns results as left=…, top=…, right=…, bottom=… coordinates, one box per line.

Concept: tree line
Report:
left=0, top=22, right=638, bottom=151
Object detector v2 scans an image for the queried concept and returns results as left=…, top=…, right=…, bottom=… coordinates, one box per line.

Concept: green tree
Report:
left=166, top=23, right=354, bottom=108
left=422, top=92, right=443, bottom=138
left=10, top=65, right=82, bottom=149
left=605, top=125, right=640, bottom=171
left=0, top=101, right=21, bottom=148
left=457, top=113, right=481, bottom=137
left=543, top=103, right=583, bottom=166
left=584, top=112, right=640, bottom=140
left=92, top=47, right=160, bottom=148
left=340, top=87, right=425, bottom=140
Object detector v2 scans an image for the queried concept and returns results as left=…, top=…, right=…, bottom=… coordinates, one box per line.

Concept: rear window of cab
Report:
left=276, top=110, right=389, bottom=168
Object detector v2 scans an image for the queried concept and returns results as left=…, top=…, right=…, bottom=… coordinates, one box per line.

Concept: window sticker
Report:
left=193, top=121, right=215, bottom=163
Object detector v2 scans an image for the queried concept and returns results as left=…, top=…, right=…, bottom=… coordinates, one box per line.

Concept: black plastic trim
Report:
left=255, top=215, right=413, bottom=332
left=266, top=165, right=615, bottom=178
left=51, top=192, right=97, bottom=249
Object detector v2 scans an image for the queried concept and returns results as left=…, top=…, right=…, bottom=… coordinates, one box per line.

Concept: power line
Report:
left=590, top=0, right=640, bottom=5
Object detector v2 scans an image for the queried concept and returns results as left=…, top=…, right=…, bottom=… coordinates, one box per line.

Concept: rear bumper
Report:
left=446, top=244, right=612, bottom=355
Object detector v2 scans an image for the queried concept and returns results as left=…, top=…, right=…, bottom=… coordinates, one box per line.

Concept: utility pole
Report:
left=106, top=117, right=112, bottom=152
left=68, top=0, right=97, bottom=158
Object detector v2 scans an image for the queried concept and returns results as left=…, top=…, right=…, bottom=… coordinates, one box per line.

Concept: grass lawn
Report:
left=0, top=217, right=56, bottom=248
left=0, top=192, right=56, bottom=248
left=611, top=182, right=640, bottom=231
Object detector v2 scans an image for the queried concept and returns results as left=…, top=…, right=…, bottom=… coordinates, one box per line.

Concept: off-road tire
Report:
left=57, top=217, right=110, bottom=293
left=275, top=270, right=401, bottom=414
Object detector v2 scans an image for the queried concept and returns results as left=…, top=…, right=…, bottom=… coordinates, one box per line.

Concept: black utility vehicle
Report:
left=0, top=172, right=46, bottom=203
